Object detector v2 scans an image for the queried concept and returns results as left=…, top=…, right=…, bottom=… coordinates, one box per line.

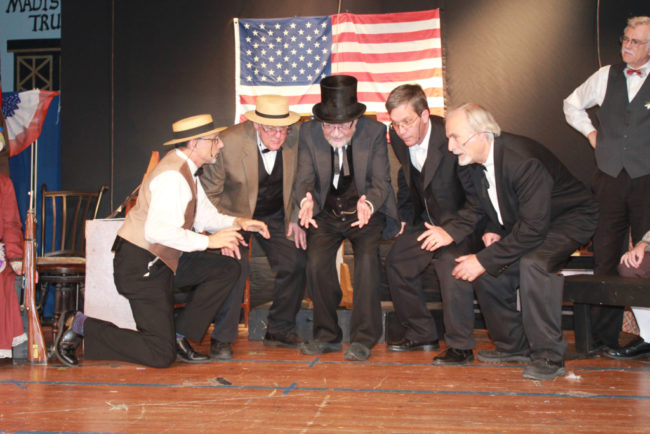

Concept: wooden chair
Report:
left=36, top=184, right=108, bottom=347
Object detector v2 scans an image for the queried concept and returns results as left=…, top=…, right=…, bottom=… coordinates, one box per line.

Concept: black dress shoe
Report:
left=176, top=337, right=209, bottom=363
left=387, top=338, right=439, bottom=352
left=432, top=348, right=474, bottom=365
left=605, top=338, right=650, bottom=360
left=210, top=340, right=233, bottom=361
left=55, top=311, right=83, bottom=367
left=263, top=331, right=305, bottom=348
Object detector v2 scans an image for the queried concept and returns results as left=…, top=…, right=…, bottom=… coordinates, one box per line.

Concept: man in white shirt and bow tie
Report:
left=564, top=15, right=650, bottom=354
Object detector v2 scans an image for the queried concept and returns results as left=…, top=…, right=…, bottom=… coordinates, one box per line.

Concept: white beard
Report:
left=327, top=137, right=350, bottom=149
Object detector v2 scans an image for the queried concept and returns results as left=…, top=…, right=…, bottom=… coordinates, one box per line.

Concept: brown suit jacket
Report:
left=200, top=120, right=300, bottom=233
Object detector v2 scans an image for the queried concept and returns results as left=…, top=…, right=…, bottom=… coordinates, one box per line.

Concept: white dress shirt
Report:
left=144, top=149, right=236, bottom=252
left=257, top=132, right=278, bottom=175
left=484, top=136, right=503, bottom=226
left=563, top=60, right=650, bottom=137
left=408, top=120, right=432, bottom=172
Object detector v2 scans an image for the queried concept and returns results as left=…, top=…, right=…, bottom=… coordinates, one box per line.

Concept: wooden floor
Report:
left=1, top=328, right=650, bottom=433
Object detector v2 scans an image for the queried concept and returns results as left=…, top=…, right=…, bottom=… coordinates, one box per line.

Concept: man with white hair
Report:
left=564, top=16, right=650, bottom=353
left=425, top=104, right=599, bottom=380
left=201, top=95, right=306, bottom=360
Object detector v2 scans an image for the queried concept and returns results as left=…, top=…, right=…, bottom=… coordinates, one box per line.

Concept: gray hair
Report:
left=627, top=16, right=650, bottom=42
left=448, top=103, right=501, bottom=136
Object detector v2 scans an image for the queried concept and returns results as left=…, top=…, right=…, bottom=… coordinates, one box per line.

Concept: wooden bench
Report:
left=563, top=274, right=650, bottom=355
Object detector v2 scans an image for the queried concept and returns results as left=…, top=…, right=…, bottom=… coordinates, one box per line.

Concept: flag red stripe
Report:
left=333, top=28, right=440, bottom=44
left=241, top=87, right=443, bottom=107
left=332, top=10, right=439, bottom=26
left=332, top=48, right=441, bottom=63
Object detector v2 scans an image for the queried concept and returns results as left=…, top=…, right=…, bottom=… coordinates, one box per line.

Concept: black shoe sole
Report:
left=604, top=351, right=650, bottom=360
left=387, top=344, right=439, bottom=352
left=176, top=355, right=212, bottom=364
left=522, top=367, right=566, bottom=380
left=432, top=354, right=475, bottom=366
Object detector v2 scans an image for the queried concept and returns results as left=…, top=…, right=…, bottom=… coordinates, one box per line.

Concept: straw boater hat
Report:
left=245, top=94, right=300, bottom=126
left=163, top=114, right=226, bottom=146
left=312, top=75, right=366, bottom=124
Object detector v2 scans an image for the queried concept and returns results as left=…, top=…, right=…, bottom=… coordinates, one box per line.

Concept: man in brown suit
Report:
left=201, top=95, right=306, bottom=359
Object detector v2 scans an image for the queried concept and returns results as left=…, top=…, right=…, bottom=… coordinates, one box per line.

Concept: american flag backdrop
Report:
left=234, top=9, right=443, bottom=124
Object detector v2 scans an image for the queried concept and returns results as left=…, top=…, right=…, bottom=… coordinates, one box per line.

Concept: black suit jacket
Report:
left=390, top=115, right=466, bottom=226
left=443, top=133, right=599, bottom=276
left=293, top=116, right=400, bottom=239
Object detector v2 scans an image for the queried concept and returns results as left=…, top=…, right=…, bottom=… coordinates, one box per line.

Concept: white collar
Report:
left=175, top=148, right=199, bottom=175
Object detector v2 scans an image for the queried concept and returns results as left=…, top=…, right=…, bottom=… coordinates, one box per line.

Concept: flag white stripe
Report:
left=334, top=59, right=442, bottom=73
left=333, top=40, right=440, bottom=54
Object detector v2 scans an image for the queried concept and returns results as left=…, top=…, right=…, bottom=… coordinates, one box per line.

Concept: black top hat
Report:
left=312, top=75, right=366, bottom=123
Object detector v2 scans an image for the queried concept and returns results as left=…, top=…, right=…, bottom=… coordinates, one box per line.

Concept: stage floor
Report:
left=1, top=329, right=649, bottom=432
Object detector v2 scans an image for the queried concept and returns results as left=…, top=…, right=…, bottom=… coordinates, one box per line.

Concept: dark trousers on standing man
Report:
left=591, top=170, right=650, bottom=348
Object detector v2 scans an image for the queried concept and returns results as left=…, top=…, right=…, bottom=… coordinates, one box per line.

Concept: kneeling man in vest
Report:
left=54, top=114, right=269, bottom=368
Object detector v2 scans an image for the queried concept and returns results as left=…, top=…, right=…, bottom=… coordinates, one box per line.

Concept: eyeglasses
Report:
left=620, top=36, right=649, bottom=47
left=196, top=137, right=221, bottom=145
left=390, top=117, right=419, bottom=131
left=259, top=124, right=290, bottom=135
left=458, top=131, right=487, bottom=147
left=322, top=121, right=354, bottom=132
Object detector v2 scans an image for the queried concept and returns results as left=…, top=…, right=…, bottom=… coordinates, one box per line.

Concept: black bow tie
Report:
left=194, top=167, right=203, bottom=177
left=479, top=165, right=489, bottom=189
left=261, top=147, right=271, bottom=154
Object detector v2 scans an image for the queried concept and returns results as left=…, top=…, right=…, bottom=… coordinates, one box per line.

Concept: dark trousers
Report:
left=307, top=211, right=385, bottom=348
left=591, top=170, right=650, bottom=347
left=84, top=240, right=240, bottom=368
left=385, top=225, right=479, bottom=349
left=211, top=210, right=306, bottom=342
left=473, top=231, right=580, bottom=362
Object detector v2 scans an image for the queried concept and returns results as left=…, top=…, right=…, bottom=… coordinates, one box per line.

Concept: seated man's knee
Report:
left=520, top=251, right=554, bottom=274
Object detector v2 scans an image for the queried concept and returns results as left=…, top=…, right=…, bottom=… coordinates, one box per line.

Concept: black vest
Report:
left=596, top=63, right=650, bottom=178
left=325, top=145, right=359, bottom=217
left=408, top=161, right=430, bottom=225
left=253, top=148, right=284, bottom=218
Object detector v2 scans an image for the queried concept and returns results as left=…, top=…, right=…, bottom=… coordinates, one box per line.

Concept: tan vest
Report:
left=118, top=150, right=197, bottom=273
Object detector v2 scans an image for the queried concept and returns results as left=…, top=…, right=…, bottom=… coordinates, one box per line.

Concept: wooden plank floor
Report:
left=1, top=329, right=650, bottom=433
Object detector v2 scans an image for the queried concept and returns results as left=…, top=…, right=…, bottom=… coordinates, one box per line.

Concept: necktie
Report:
left=480, top=165, right=489, bottom=190
left=626, top=68, right=643, bottom=76
left=261, top=148, right=271, bottom=153
left=333, top=147, right=350, bottom=176
left=194, top=167, right=203, bottom=177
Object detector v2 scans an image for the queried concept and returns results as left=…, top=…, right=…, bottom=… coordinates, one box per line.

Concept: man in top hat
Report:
left=563, top=16, right=650, bottom=354
left=294, top=75, right=399, bottom=361
left=54, top=114, right=269, bottom=368
left=201, top=95, right=307, bottom=360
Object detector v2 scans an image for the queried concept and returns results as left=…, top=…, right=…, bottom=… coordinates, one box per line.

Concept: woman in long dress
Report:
left=0, top=172, right=26, bottom=359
